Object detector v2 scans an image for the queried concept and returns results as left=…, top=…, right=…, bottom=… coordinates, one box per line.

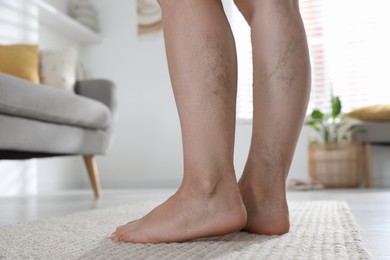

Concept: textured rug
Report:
left=0, top=201, right=369, bottom=259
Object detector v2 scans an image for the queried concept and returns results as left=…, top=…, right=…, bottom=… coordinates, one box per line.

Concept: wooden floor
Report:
left=0, top=189, right=389, bottom=259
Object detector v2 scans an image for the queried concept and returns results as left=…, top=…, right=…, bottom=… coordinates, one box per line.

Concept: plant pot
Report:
left=308, top=143, right=365, bottom=188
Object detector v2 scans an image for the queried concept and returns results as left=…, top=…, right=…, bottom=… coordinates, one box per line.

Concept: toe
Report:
left=111, top=232, right=119, bottom=241
left=111, top=226, right=124, bottom=241
left=111, top=223, right=134, bottom=242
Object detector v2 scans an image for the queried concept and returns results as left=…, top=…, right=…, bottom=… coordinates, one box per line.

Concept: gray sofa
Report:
left=352, top=121, right=390, bottom=187
left=0, top=72, right=116, bottom=198
left=352, top=122, right=390, bottom=145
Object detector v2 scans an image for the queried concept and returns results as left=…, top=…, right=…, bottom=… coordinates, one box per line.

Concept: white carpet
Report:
left=0, top=201, right=370, bottom=259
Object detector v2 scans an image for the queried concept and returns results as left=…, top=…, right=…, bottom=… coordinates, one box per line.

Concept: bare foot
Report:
left=111, top=174, right=247, bottom=243
left=238, top=173, right=290, bottom=235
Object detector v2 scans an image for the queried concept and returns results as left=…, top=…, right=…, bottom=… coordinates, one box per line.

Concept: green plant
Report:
left=305, top=95, right=363, bottom=143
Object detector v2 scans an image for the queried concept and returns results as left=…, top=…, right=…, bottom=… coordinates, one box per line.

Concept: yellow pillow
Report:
left=0, top=44, right=40, bottom=83
left=348, top=104, right=390, bottom=121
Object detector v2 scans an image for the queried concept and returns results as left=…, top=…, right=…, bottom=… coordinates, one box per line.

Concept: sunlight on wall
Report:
left=0, top=160, right=37, bottom=196
left=323, top=0, right=390, bottom=109
left=0, top=0, right=39, bottom=196
left=0, top=0, right=39, bottom=44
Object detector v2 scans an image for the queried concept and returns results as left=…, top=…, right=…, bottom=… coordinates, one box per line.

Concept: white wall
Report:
left=0, top=0, right=39, bottom=196
left=81, top=0, right=390, bottom=189
left=1, top=0, right=389, bottom=195
left=82, top=0, right=182, bottom=188
left=79, top=0, right=309, bottom=189
left=35, top=0, right=88, bottom=193
left=0, top=0, right=88, bottom=195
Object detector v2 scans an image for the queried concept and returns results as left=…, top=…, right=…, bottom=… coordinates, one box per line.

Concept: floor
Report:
left=0, top=189, right=389, bottom=259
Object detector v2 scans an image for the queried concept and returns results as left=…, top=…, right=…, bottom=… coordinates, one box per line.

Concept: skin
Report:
left=111, top=0, right=310, bottom=243
left=235, top=0, right=311, bottom=234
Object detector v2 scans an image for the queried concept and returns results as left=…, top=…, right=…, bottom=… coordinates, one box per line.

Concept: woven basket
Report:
left=308, top=143, right=365, bottom=188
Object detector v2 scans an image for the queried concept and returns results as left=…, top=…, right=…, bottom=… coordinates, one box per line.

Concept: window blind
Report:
left=300, top=0, right=330, bottom=113
left=0, top=0, right=38, bottom=44
left=321, top=0, right=390, bottom=111
left=230, top=0, right=390, bottom=121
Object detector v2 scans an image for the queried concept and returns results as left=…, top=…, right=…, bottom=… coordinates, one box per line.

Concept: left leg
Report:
left=111, top=0, right=246, bottom=243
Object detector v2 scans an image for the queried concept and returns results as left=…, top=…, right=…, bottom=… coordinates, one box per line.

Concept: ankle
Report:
left=182, top=169, right=237, bottom=195
left=242, top=159, right=288, bottom=183
left=239, top=169, right=287, bottom=197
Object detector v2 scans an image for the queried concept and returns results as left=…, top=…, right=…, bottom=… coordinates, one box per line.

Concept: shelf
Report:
left=31, top=0, right=102, bottom=44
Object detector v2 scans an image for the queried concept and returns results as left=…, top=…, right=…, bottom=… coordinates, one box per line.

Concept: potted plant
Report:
left=305, top=95, right=366, bottom=188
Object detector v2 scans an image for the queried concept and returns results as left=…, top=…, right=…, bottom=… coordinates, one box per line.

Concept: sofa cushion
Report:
left=0, top=44, right=40, bottom=83
left=348, top=104, right=390, bottom=121
left=0, top=114, right=110, bottom=154
left=352, top=121, right=390, bottom=144
left=39, top=46, right=78, bottom=92
left=0, top=72, right=110, bottom=129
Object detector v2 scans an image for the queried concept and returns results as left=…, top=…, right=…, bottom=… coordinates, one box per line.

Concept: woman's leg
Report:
left=111, top=0, right=246, bottom=243
left=234, top=0, right=311, bottom=235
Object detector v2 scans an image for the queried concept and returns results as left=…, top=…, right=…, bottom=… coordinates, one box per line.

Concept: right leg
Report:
left=234, top=0, right=311, bottom=235
left=111, top=0, right=246, bottom=243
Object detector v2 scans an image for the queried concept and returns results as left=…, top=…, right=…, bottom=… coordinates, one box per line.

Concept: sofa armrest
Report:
left=351, top=121, right=390, bottom=145
left=75, top=79, right=116, bottom=112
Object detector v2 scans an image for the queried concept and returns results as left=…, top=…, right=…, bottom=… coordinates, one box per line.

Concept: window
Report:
left=228, top=3, right=252, bottom=122
left=0, top=0, right=38, bottom=44
left=229, top=0, right=390, bottom=121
